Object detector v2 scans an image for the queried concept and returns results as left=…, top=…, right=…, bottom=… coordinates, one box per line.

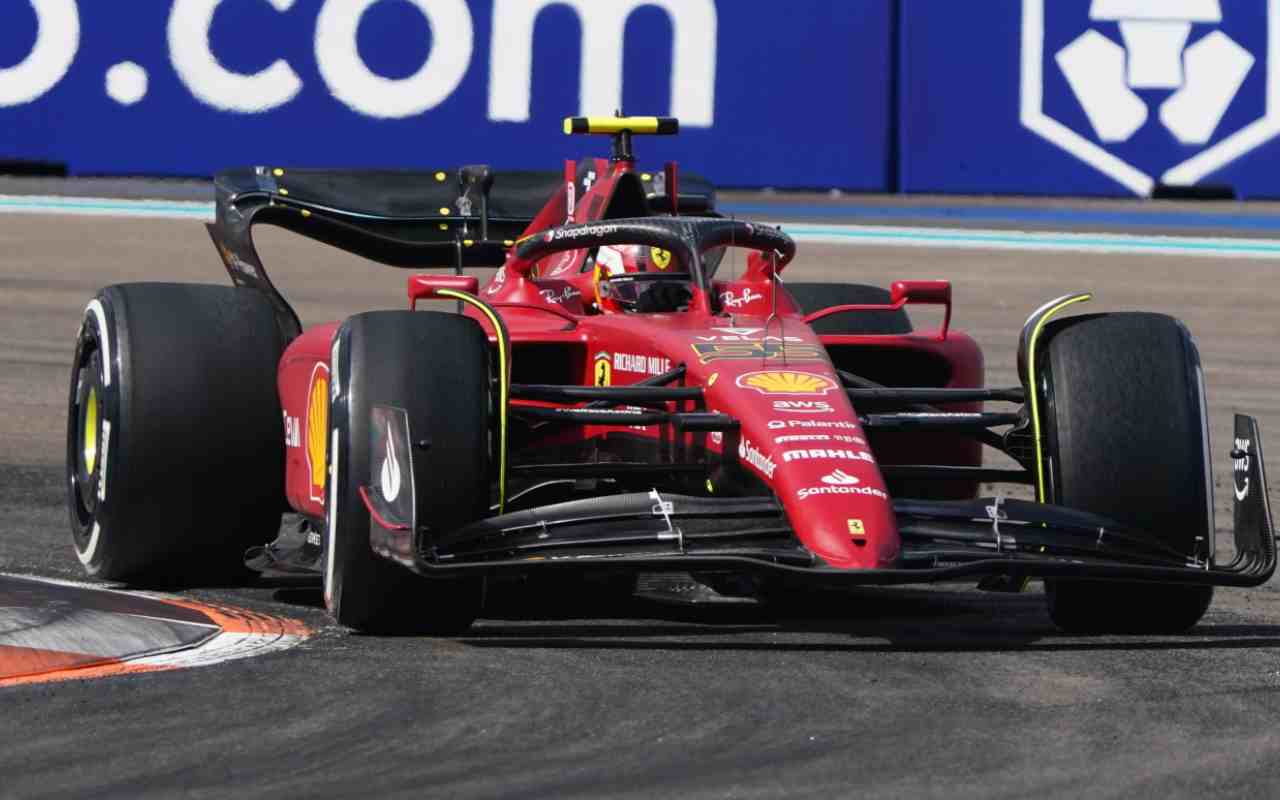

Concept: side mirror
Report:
left=890, top=280, right=950, bottom=306
left=891, top=280, right=952, bottom=340
left=408, top=275, right=479, bottom=309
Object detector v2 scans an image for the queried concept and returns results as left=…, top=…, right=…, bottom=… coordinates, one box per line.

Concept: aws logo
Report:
left=1023, top=0, right=1280, bottom=194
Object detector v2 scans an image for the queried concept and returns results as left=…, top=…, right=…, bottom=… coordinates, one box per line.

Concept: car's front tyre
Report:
left=324, top=310, right=489, bottom=634
left=1037, top=312, right=1214, bottom=634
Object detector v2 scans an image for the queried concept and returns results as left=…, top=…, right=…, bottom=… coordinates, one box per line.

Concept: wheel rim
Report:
left=81, top=385, right=99, bottom=476
left=67, top=335, right=102, bottom=530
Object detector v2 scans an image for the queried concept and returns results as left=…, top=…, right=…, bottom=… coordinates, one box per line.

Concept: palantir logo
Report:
left=1022, top=0, right=1280, bottom=195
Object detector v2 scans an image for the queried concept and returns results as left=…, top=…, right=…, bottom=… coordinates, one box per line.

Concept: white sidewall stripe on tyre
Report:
left=96, top=419, right=110, bottom=503
left=76, top=522, right=101, bottom=565
left=325, top=429, right=339, bottom=609
left=324, top=336, right=342, bottom=610
left=84, top=299, right=111, bottom=387
left=329, top=336, right=341, bottom=401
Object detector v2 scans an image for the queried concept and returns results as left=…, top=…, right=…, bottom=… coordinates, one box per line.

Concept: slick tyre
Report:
left=325, top=311, right=488, bottom=634
left=1038, top=313, right=1214, bottom=634
left=785, top=283, right=912, bottom=335
left=67, top=283, right=286, bottom=583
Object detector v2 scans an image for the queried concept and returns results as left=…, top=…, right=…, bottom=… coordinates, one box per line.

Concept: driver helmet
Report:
left=593, top=245, right=686, bottom=313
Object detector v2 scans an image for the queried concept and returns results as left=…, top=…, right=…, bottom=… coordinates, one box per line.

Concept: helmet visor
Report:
left=598, top=274, right=694, bottom=312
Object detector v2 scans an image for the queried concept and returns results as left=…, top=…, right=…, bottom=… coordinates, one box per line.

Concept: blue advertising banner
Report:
left=0, top=0, right=894, bottom=190
left=899, top=0, right=1280, bottom=198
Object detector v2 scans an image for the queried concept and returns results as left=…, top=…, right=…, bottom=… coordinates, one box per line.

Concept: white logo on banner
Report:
left=488, top=0, right=717, bottom=126
left=316, top=0, right=473, bottom=118
left=2, top=0, right=716, bottom=123
left=1022, top=0, right=1280, bottom=195
left=0, top=0, right=79, bottom=107
left=169, top=0, right=303, bottom=113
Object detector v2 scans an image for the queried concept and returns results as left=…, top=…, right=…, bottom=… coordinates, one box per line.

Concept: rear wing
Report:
left=207, top=165, right=715, bottom=340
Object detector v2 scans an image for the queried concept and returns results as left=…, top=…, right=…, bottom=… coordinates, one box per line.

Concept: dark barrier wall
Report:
left=0, top=0, right=894, bottom=189
left=899, top=0, right=1280, bottom=198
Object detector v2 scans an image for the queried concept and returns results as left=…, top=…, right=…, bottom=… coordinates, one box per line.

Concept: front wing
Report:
left=362, top=415, right=1274, bottom=590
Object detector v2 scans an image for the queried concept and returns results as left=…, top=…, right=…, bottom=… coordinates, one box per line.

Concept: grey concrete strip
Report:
left=0, top=605, right=215, bottom=658
left=0, top=575, right=217, bottom=659
left=0, top=573, right=215, bottom=625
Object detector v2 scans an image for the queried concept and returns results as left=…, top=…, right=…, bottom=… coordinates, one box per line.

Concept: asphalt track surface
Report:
left=2, top=197, right=1280, bottom=798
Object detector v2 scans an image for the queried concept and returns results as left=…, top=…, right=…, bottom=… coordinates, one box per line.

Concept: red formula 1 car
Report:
left=67, top=117, right=1274, bottom=634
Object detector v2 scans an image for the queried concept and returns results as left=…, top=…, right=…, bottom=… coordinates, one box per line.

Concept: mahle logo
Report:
left=1022, top=0, right=1280, bottom=194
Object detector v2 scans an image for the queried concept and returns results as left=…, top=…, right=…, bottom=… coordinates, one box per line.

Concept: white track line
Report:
left=4, top=193, right=1280, bottom=259
left=777, top=223, right=1280, bottom=260
left=0, top=194, right=213, bottom=219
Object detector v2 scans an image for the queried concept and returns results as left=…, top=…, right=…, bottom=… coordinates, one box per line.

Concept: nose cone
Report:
left=665, top=319, right=902, bottom=571
left=721, top=374, right=901, bottom=570
left=768, top=450, right=901, bottom=569
left=1090, top=0, right=1220, bottom=22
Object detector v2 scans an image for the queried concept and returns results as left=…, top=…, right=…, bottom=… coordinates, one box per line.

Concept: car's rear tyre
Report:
left=66, top=283, right=286, bottom=583
left=785, top=283, right=912, bottom=335
left=325, top=311, right=489, bottom=634
left=1038, top=312, right=1214, bottom=634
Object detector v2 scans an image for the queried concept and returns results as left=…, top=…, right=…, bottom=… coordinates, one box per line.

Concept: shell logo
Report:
left=306, top=363, right=330, bottom=503
left=735, top=370, right=837, bottom=396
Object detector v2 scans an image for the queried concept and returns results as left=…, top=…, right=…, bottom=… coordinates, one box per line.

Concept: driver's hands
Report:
left=636, top=282, right=693, bottom=313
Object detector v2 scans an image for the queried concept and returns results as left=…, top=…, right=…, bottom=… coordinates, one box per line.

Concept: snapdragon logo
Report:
left=551, top=224, right=620, bottom=241
left=1, top=0, right=717, bottom=122
left=1022, top=0, right=1280, bottom=194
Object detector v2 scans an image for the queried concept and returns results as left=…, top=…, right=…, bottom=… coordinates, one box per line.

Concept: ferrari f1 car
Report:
left=67, top=117, right=1275, bottom=635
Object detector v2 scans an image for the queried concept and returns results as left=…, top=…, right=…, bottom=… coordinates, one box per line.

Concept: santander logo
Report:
left=737, top=438, right=776, bottom=478
left=795, top=467, right=887, bottom=501
left=820, top=468, right=859, bottom=486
